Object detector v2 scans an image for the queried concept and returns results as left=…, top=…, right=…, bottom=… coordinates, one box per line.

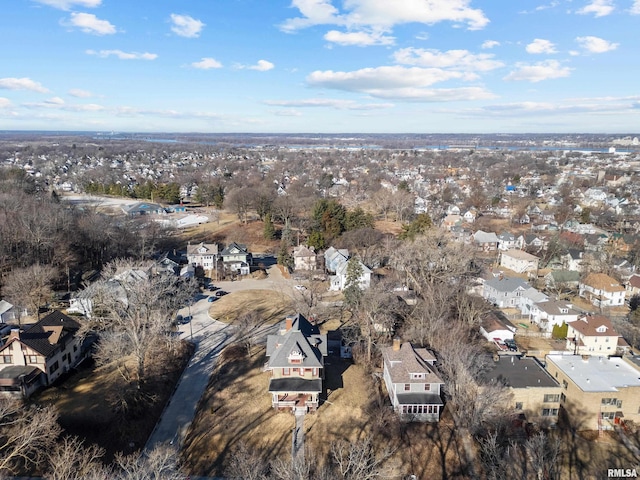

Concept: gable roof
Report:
left=3, top=311, right=81, bottom=357
left=628, top=274, right=640, bottom=289
left=581, top=273, right=625, bottom=292
left=382, top=343, right=442, bottom=385
left=569, top=315, right=619, bottom=337
left=293, top=245, right=315, bottom=258
left=484, top=276, right=529, bottom=293
left=266, top=314, right=327, bottom=369
left=187, top=242, right=218, bottom=256
left=220, top=242, right=249, bottom=256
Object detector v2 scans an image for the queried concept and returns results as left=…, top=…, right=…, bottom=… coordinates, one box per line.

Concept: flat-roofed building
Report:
left=545, top=354, right=640, bottom=430
left=481, top=355, right=562, bottom=425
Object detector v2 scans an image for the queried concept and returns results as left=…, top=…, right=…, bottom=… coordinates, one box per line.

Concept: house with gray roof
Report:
left=529, top=300, right=580, bottom=333
left=382, top=340, right=444, bottom=422
left=265, top=314, right=327, bottom=414
left=482, top=276, right=530, bottom=308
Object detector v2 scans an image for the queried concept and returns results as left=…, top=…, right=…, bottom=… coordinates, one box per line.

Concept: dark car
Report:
left=215, top=290, right=228, bottom=297
left=504, top=339, right=518, bottom=352
left=208, top=285, right=219, bottom=291
left=208, top=296, right=217, bottom=302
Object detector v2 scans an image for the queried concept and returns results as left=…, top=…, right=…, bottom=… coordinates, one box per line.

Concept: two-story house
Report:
left=329, top=258, right=372, bottom=291
left=324, top=247, right=349, bottom=274
left=499, top=249, right=540, bottom=274
left=529, top=300, right=580, bottom=333
left=566, top=314, right=628, bottom=356
left=473, top=230, right=499, bottom=252
left=220, top=242, right=252, bottom=276
left=186, top=242, right=219, bottom=270
left=0, top=311, right=86, bottom=397
left=382, top=340, right=444, bottom=422
left=579, top=273, right=626, bottom=308
left=265, top=314, right=327, bottom=414
left=293, top=245, right=318, bottom=272
left=482, top=276, right=530, bottom=309
left=497, top=231, right=524, bottom=251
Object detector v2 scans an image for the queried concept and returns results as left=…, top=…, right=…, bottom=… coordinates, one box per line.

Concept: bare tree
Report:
left=234, top=311, right=263, bottom=356
left=113, top=444, right=186, bottom=480
left=226, top=187, right=253, bottom=224
left=47, top=436, right=108, bottom=480
left=2, top=263, right=58, bottom=321
left=0, top=398, right=61, bottom=475
left=88, top=260, right=196, bottom=412
left=524, top=431, right=562, bottom=480
left=330, top=435, right=396, bottom=480
left=224, top=442, right=268, bottom=480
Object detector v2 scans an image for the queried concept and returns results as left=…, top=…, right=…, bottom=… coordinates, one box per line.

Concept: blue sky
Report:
left=1, top=0, right=639, bottom=133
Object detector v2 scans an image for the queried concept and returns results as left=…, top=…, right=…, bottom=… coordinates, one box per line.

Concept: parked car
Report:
left=208, top=285, right=219, bottom=291
left=493, top=338, right=508, bottom=351
left=215, top=290, right=228, bottom=297
left=178, top=315, right=191, bottom=324
left=504, top=339, right=518, bottom=352
left=208, top=296, right=217, bottom=302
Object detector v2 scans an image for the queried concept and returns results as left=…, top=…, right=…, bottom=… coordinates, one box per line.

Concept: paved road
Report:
left=144, top=264, right=295, bottom=453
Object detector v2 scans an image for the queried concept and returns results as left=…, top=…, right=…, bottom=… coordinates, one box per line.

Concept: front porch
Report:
left=273, top=393, right=319, bottom=412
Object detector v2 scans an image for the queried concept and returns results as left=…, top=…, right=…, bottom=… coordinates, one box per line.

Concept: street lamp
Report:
left=188, top=300, right=193, bottom=341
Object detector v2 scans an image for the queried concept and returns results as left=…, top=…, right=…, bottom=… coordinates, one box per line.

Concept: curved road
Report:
left=144, top=263, right=297, bottom=454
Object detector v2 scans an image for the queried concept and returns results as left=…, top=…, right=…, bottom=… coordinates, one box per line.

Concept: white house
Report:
left=579, top=273, right=626, bottom=308
left=529, top=300, right=581, bottom=333
left=382, top=340, right=444, bottom=422
left=480, top=312, right=517, bottom=343
left=500, top=249, right=540, bottom=274
left=329, top=258, right=372, bottom=291
left=186, top=242, right=219, bottom=270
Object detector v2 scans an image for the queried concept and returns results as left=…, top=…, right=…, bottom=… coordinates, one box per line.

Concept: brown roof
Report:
left=569, top=315, right=619, bottom=337
left=628, top=275, right=640, bottom=289
left=582, top=273, right=625, bottom=292
left=382, top=343, right=442, bottom=385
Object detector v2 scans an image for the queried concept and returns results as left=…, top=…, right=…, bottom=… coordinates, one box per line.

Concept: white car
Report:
left=294, top=285, right=307, bottom=291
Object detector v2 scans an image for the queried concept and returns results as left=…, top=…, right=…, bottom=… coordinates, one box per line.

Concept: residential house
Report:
left=482, top=276, right=530, bottom=309
left=579, top=273, right=626, bottom=308
left=561, top=249, right=584, bottom=272
left=497, top=231, right=524, bottom=251
left=610, top=234, right=639, bottom=255
left=626, top=274, right=640, bottom=298
left=524, top=234, right=547, bottom=251
left=544, top=270, right=581, bottom=291
left=441, top=214, right=462, bottom=230
left=382, top=340, right=444, bottom=422
left=0, top=300, right=26, bottom=324
left=529, top=300, right=580, bottom=333
left=324, top=247, right=349, bottom=274
left=481, top=356, right=562, bottom=425
left=293, top=245, right=318, bottom=272
left=566, top=315, right=628, bottom=356
left=473, top=230, right=499, bottom=252
left=462, top=210, right=476, bottom=223
left=500, top=249, right=540, bottom=274
left=264, top=314, right=327, bottom=413
left=545, top=355, right=640, bottom=430
left=0, top=311, right=86, bottom=397
left=480, top=311, right=517, bottom=343
left=220, top=242, right=252, bottom=276
left=187, top=242, right=219, bottom=270
left=329, top=258, right=372, bottom=291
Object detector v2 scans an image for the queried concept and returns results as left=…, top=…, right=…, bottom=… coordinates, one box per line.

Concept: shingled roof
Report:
left=3, top=311, right=81, bottom=358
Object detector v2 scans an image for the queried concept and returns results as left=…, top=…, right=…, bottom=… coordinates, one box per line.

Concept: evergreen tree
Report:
left=343, top=257, right=364, bottom=310
left=263, top=213, right=275, bottom=240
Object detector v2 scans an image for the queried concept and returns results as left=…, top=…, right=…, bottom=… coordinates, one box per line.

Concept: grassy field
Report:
left=208, top=289, right=293, bottom=325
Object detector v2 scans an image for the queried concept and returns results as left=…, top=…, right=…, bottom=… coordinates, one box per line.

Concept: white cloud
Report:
left=281, top=0, right=489, bottom=32
left=191, top=57, right=223, bottom=69
left=65, top=12, right=116, bottom=35
left=0, top=98, right=11, bottom=108
left=504, top=60, right=572, bottom=82
left=481, top=40, right=500, bottom=49
left=577, top=0, right=614, bottom=16
left=170, top=14, right=205, bottom=38
left=68, top=88, right=93, bottom=98
left=22, top=96, right=105, bottom=112
left=324, top=29, right=395, bottom=46
left=576, top=36, right=619, bottom=53
left=249, top=60, right=275, bottom=71
left=86, top=49, right=158, bottom=60
left=526, top=38, right=557, bottom=54
left=393, top=48, right=504, bottom=71
left=0, top=77, right=49, bottom=93
left=306, top=65, right=495, bottom=101
left=632, top=0, right=640, bottom=14
left=33, top=0, right=101, bottom=10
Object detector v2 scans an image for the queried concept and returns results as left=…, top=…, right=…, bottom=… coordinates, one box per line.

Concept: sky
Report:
left=1, top=0, right=640, bottom=133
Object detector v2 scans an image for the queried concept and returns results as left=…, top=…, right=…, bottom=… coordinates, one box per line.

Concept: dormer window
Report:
left=560, top=308, right=568, bottom=314
left=411, top=373, right=425, bottom=379
left=596, top=325, right=607, bottom=333
left=288, top=349, right=304, bottom=364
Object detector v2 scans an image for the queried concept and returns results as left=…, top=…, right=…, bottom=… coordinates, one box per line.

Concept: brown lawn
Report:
left=208, top=289, right=293, bottom=325
left=33, top=341, right=193, bottom=462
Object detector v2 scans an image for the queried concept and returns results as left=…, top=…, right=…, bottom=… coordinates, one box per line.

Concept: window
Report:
left=601, top=397, right=618, bottom=406
left=404, top=384, right=411, bottom=391
left=560, top=393, right=566, bottom=403
left=562, top=380, right=568, bottom=390
left=73, top=345, right=77, bottom=352
left=542, top=408, right=559, bottom=417
left=424, top=384, right=431, bottom=391
left=283, top=368, right=290, bottom=376
left=515, top=402, right=523, bottom=410
left=601, top=411, right=615, bottom=420
left=27, top=355, right=38, bottom=363
left=50, top=361, right=59, bottom=373
left=544, top=394, right=560, bottom=403
left=2, top=355, right=11, bottom=364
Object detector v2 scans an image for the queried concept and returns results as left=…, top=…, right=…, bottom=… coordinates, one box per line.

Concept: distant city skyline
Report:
left=2, top=0, right=640, bottom=133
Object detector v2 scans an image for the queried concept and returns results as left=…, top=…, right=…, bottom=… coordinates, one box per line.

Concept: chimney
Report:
left=8, top=328, right=20, bottom=341
left=392, top=338, right=401, bottom=351
left=285, top=316, right=293, bottom=332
